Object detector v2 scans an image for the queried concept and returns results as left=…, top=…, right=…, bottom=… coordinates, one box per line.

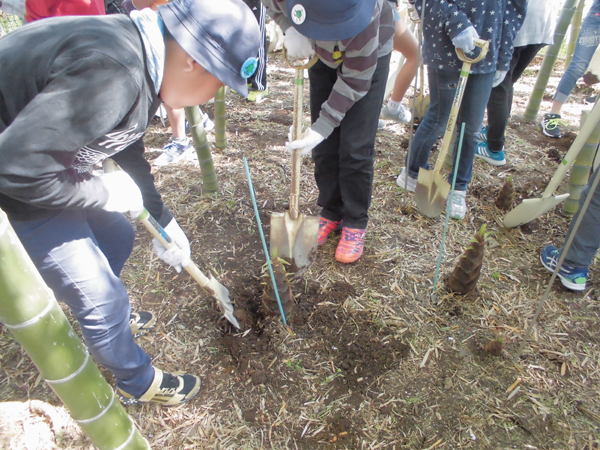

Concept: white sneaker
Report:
left=396, top=168, right=417, bottom=192
left=153, top=137, right=193, bottom=167
left=377, top=119, right=386, bottom=130
left=447, top=190, right=467, bottom=220
left=380, top=103, right=412, bottom=124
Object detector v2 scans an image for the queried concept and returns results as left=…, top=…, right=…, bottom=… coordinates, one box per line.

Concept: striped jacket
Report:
left=414, top=0, right=527, bottom=74
left=262, top=0, right=395, bottom=138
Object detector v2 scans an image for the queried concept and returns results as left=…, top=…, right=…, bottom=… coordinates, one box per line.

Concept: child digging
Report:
left=263, top=0, right=395, bottom=263
left=0, top=0, right=260, bottom=405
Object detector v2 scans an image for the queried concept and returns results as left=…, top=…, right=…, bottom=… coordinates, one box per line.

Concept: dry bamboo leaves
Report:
left=262, top=256, right=295, bottom=316
left=447, top=224, right=488, bottom=295
left=495, top=176, right=515, bottom=211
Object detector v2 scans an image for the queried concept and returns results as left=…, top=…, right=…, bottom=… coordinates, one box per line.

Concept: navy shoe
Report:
left=539, top=245, right=587, bottom=291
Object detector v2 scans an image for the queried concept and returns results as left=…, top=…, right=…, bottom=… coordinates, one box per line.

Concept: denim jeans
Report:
left=562, top=167, right=600, bottom=269
left=487, top=44, right=545, bottom=152
left=554, top=0, right=600, bottom=104
left=309, top=53, right=391, bottom=229
left=11, top=209, right=154, bottom=397
left=408, top=67, right=494, bottom=191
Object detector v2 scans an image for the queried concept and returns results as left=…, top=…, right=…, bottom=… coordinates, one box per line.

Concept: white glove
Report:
left=152, top=218, right=191, bottom=273
left=284, top=27, right=313, bottom=59
left=286, top=127, right=325, bottom=157
left=492, top=70, right=508, bottom=88
left=451, top=26, right=479, bottom=53
left=100, top=171, right=144, bottom=219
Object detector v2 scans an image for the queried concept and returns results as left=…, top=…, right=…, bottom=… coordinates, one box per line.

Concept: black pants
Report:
left=241, top=0, right=267, bottom=91
left=309, top=53, right=391, bottom=229
left=486, top=44, right=545, bottom=152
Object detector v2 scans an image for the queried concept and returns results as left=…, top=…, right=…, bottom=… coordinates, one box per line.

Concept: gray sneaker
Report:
left=380, top=103, right=411, bottom=124
left=154, top=137, right=193, bottom=167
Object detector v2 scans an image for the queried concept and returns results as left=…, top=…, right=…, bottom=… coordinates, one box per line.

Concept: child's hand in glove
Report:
left=286, top=127, right=324, bottom=157
left=100, top=171, right=144, bottom=219
left=152, top=219, right=191, bottom=273
left=451, top=26, right=479, bottom=53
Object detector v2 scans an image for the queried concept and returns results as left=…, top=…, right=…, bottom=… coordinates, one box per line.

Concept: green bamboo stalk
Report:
left=185, top=105, right=219, bottom=193
left=523, top=0, right=578, bottom=122
left=0, top=209, right=150, bottom=450
left=214, top=86, right=227, bottom=150
left=563, top=107, right=600, bottom=215
left=565, top=0, right=585, bottom=67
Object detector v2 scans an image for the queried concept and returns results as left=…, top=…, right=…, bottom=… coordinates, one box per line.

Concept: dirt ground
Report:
left=2, top=51, right=600, bottom=450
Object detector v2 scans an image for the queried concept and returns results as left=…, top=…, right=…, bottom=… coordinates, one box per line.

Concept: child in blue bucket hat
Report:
left=263, top=0, right=395, bottom=264
left=0, top=0, right=260, bottom=406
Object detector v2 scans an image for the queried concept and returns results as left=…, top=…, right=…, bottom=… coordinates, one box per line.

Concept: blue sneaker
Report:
left=539, top=245, right=588, bottom=291
left=477, top=125, right=488, bottom=144
left=475, top=141, right=506, bottom=166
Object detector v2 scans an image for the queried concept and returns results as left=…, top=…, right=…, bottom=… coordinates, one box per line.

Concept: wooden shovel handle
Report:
left=283, top=47, right=319, bottom=70
left=433, top=39, right=490, bottom=173
left=289, top=65, right=305, bottom=220
left=455, top=38, right=489, bottom=64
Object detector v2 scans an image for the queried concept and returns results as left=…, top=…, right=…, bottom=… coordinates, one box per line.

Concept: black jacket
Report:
left=0, top=14, right=172, bottom=225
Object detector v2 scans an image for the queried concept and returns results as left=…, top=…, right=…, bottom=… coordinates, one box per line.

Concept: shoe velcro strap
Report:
left=138, top=368, right=163, bottom=402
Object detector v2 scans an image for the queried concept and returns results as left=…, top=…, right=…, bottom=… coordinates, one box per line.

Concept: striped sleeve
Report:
left=311, top=0, right=394, bottom=138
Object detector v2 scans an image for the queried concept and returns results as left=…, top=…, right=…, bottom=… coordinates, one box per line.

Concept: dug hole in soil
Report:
left=1, top=52, right=600, bottom=449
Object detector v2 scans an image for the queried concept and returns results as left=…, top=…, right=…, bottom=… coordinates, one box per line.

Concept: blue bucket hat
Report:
left=285, top=0, right=377, bottom=41
left=158, top=0, right=261, bottom=97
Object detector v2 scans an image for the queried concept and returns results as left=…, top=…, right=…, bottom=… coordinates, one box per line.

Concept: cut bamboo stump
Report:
left=185, top=105, right=219, bottom=193
left=0, top=209, right=150, bottom=450
left=523, top=0, right=578, bottom=122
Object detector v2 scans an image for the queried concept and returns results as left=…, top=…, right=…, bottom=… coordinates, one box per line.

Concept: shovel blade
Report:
left=503, top=193, right=570, bottom=228
left=415, top=169, right=450, bottom=218
left=270, top=212, right=319, bottom=278
left=204, top=274, right=240, bottom=329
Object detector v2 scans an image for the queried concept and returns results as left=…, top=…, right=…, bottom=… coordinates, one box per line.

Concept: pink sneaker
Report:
left=335, top=227, right=366, bottom=263
left=318, top=217, right=341, bottom=246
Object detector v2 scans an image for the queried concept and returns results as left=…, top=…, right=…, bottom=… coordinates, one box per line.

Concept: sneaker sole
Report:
left=335, top=248, right=363, bottom=263
left=539, top=254, right=586, bottom=291
left=474, top=153, right=506, bottom=166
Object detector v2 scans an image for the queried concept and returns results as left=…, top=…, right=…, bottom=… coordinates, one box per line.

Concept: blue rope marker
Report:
left=243, top=157, right=288, bottom=326
left=433, top=123, right=466, bottom=295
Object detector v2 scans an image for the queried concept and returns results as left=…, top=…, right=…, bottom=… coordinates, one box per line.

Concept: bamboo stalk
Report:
left=565, top=0, right=585, bottom=67
left=185, top=105, right=219, bottom=194
left=563, top=106, right=600, bottom=214
left=214, top=86, right=227, bottom=150
left=523, top=0, right=578, bottom=122
left=0, top=209, right=150, bottom=450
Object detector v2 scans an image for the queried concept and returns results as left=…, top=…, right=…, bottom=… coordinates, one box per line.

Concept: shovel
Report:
left=102, top=159, right=240, bottom=329
left=503, top=97, right=600, bottom=228
left=408, top=62, right=430, bottom=121
left=414, top=39, right=489, bottom=218
left=269, top=49, right=319, bottom=278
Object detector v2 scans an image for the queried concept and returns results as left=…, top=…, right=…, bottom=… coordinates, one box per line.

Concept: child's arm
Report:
left=0, top=55, right=140, bottom=211
left=416, top=0, right=473, bottom=42
left=261, top=0, right=293, bottom=36
left=496, top=0, right=527, bottom=71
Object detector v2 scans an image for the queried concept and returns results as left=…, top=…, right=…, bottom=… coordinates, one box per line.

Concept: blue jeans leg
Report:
left=408, top=68, right=494, bottom=191
left=562, top=167, right=600, bottom=269
left=11, top=209, right=154, bottom=397
left=554, top=0, right=600, bottom=104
